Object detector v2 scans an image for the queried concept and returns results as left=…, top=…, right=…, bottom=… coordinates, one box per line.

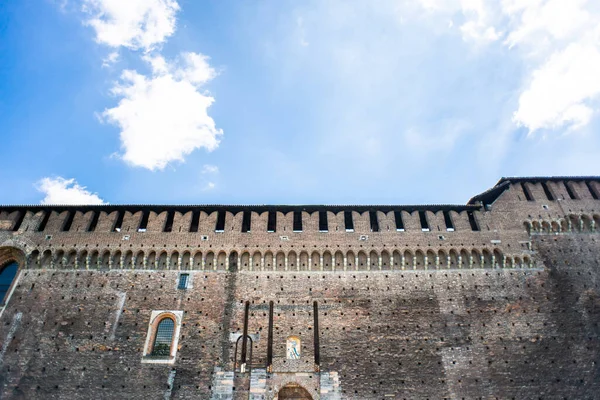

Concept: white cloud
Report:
left=203, top=182, right=216, bottom=191
left=202, top=164, right=219, bottom=174
left=514, top=43, right=600, bottom=132
left=501, top=0, right=600, bottom=133
left=102, top=52, right=222, bottom=170
left=82, top=0, right=179, bottom=51
left=416, top=0, right=600, bottom=133
left=502, top=0, right=591, bottom=49
left=102, top=51, right=119, bottom=67
left=459, top=0, right=500, bottom=42
left=37, top=177, right=106, bottom=205
left=415, top=0, right=500, bottom=43
left=176, top=53, right=217, bottom=84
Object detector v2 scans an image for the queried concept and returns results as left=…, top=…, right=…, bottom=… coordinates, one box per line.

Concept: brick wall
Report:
left=0, top=178, right=599, bottom=399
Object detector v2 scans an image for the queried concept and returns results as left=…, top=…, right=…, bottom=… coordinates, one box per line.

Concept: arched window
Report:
left=0, top=262, right=18, bottom=304
left=151, top=317, right=175, bottom=356
left=142, top=310, right=183, bottom=364
left=287, top=336, right=301, bottom=359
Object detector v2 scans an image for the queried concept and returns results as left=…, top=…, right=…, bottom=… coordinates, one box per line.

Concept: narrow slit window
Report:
left=418, top=211, right=430, bottom=231
left=241, top=211, right=251, bottom=233
left=151, top=318, right=175, bottom=356
left=319, top=210, right=328, bottom=232
left=521, top=182, right=534, bottom=201
left=112, top=210, right=125, bottom=232
left=468, top=211, right=480, bottom=231
left=87, top=211, right=100, bottom=232
left=293, top=211, right=302, bottom=232
left=541, top=182, right=555, bottom=201
left=12, top=211, right=25, bottom=232
left=394, top=211, right=404, bottom=231
left=586, top=181, right=599, bottom=200
left=62, top=211, right=75, bottom=232
left=37, top=211, right=51, bottom=232
left=369, top=211, right=379, bottom=232
left=215, top=210, right=225, bottom=232
left=344, top=211, right=354, bottom=232
left=177, top=274, right=189, bottom=290
left=267, top=211, right=276, bottom=232
left=189, top=210, right=200, bottom=232
left=443, top=210, right=454, bottom=231
left=138, top=210, right=149, bottom=232
left=564, top=182, right=578, bottom=200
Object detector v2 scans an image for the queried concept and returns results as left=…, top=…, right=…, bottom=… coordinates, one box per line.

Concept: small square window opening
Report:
left=178, top=274, right=189, bottom=290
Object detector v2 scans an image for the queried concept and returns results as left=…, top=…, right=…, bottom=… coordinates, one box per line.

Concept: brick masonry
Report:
left=0, top=177, right=599, bottom=399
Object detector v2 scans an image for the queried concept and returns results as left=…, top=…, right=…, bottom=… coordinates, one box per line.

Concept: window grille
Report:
left=152, top=318, right=175, bottom=356
left=178, top=274, right=189, bottom=290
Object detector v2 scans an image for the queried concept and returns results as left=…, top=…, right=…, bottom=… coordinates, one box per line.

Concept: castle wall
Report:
left=0, top=177, right=598, bottom=399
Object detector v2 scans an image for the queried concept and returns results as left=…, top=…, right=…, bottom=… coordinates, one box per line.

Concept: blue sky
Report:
left=1, top=0, right=599, bottom=206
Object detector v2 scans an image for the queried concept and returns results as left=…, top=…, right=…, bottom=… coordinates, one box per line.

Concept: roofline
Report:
left=496, top=176, right=600, bottom=186
left=467, top=181, right=510, bottom=206
left=469, top=176, right=600, bottom=205
left=0, top=204, right=482, bottom=215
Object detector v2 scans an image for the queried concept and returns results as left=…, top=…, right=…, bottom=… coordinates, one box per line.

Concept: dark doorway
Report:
left=277, top=383, right=313, bottom=400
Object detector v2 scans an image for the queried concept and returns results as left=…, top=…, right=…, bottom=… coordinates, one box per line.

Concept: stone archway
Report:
left=0, top=246, right=26, bottom=305
left=0, top=246, right=26, bottom=269
left=276, top=383, right=313, bottom=400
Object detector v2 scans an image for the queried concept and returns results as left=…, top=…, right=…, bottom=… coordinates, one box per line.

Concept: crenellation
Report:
left=0, top=210, right=18, bottom=231
left=147, top=210, right=168, bottom=232
left=70, top=210, right=91, bottom=233
left=400, top=210, right=419, bottom=231
left=121, top=211, right=142, bottom=233
left=44, top=210, right=68, bottom=232
left=249, top=211, right=267, bottom=235
left=96, top=210, right=117, bottom=233
left=226, top=211, right=243, bottom=234
left=275, top=211, right=290, bottom=233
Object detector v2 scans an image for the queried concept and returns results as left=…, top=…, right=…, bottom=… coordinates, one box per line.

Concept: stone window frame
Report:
left=141, top=310, right=183, bottom=364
